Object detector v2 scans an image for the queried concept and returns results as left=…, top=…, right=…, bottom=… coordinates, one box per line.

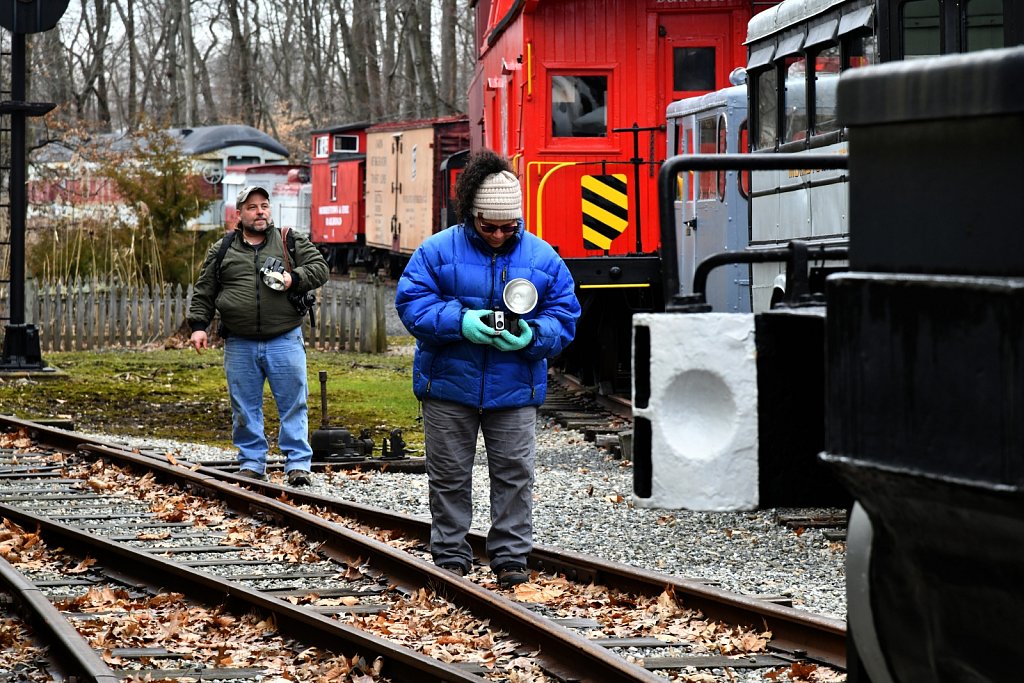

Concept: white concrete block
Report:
left=632, top=312, right=758, bottom=511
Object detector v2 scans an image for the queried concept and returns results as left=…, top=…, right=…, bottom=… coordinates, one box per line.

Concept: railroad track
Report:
left=0, top=415, right=845, bottom=681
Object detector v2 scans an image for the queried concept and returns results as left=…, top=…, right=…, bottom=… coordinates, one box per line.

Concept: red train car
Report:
left=309, top=123, right=369, bottom=272
left=470, top=0, right=773, bottom=389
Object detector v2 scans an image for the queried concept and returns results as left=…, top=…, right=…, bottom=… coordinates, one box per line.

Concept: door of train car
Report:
left=364, top=126, right=437, bottom=257
left=667, top=85, right=751, bottom=313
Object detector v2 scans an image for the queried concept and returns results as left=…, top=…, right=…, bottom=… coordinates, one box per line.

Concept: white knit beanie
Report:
left=472, top=170, right=522, bottom=221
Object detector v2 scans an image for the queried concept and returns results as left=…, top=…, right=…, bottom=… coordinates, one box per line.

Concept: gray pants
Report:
left=421, top=399, right=537, bottom=572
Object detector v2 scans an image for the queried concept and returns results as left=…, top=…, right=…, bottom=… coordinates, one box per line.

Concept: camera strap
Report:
left=278, top=227, right=317, bottom=328
left=280, top=227, right=293, bottom=272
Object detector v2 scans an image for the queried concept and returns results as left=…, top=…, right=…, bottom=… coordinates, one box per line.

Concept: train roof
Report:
left=666, top=84, right=748, bottom=118
left=365, top=114, right=469, bottom=133
left=169, top=125, right=289, bottom=156
left=309, top=121, right=370, bottom=135
left=747, top=0, right=848, bottom=44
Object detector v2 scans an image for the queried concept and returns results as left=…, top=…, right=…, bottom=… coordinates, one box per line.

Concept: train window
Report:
left=846, top=31, right=879, bottom=68
left=674, top=47, right=716, bottom=92
left=738, top=123, right=750, bottom=199
left=717, top=114, right=727, bottom=201
left=315, top=136, right=329, bottom=158
left=697, top=116, right=718, bottom=201
left=754, top=68, right=778, bottom=150
left=551, top=75, right=608, bottom=138
left=814, top=45, right=841, bottom=135
left=901, top=0, right=941, bottom=58
left=783, top=56, right=808, bottom=144
left=966, top=0, right=1004, bottom=51
left=330, top=166, right=337, bottom=202
left=333, top=134, right=359, bottom=153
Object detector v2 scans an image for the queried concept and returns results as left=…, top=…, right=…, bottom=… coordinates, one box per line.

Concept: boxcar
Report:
left=363, top=116, right=469, bottom=276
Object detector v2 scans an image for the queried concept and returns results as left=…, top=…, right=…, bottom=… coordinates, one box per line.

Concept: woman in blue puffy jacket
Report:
left=395, top=150, right=580, bottom=588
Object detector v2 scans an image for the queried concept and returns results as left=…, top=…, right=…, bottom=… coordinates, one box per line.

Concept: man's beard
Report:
left=240, top=218, right=272, bottom=235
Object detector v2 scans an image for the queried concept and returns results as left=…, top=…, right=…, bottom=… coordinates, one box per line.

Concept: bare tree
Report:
left=37, top=0, right=478, bottom=137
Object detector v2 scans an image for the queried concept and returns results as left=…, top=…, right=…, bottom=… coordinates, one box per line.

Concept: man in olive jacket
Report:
left=188, top=185, right=328, bottom=486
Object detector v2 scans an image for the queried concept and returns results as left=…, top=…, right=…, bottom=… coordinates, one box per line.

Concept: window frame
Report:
left=545, top=66, right=615, bottom=150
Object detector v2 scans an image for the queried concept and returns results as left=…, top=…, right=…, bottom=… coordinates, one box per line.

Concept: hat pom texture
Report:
left=472, top=171, right=522, bottom=221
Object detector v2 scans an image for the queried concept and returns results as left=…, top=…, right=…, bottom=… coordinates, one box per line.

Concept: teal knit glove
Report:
left=492, top=319, right=533, bottom=352
left=462, top=309, right=497, bottom=344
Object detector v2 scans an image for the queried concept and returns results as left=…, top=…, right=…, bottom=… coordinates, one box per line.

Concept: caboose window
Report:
left=330, top=166, right=337, bottom=202
left=965, top=0, right=1004, bottom=51
left=901, top=0, right=941, bottom=58
left=551, top=75, right=607, bottom=138
left=315, top=136, right=329, bottom=158
left=333, top=134, right=359, bottom=153
left=673, top=47, right=716, bottom=92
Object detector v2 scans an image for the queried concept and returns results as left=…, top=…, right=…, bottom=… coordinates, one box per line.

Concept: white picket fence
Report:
left=1, top=276, right=388, bottom=353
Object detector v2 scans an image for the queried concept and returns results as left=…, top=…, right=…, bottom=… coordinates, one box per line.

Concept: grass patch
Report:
left=0, top=336, right=423, bottom=452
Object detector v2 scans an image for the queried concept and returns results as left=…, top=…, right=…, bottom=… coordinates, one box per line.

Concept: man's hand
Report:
left=190, top=330, right=209, bottom=353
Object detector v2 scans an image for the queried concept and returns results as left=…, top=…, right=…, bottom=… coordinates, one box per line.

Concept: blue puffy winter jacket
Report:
left=395, top=222, right=580, bottom=409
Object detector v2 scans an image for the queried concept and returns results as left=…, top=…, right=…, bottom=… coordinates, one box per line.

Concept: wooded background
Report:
left=27, top=0, right=476, bottom=157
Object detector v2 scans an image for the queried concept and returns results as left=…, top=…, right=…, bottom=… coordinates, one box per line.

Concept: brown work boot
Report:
left=495, top=565, right=529, bottom=589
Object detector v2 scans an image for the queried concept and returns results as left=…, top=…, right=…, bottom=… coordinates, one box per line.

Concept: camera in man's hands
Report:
left=288, top=290, right=317, bottom=316
left=260, top=257, right=287, bottom=291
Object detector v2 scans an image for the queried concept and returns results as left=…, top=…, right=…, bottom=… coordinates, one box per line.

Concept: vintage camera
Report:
left=288, top=290, right=317, bottom=317
left=484, top=278, right=538, bottom=334
left=484, top=310, right=516, bottom=333
left=260, top=257, right=287, bottom=291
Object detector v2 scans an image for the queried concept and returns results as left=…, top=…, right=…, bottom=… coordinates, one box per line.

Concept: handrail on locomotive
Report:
left=657, top=152, right=851, bottom=312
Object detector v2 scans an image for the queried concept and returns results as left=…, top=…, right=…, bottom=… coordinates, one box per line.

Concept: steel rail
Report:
left=191, top=459, right=847, bottom=669
left=0, top=555, right=121, bottom=683
left=0, top=415, right=662, bottom=683
left=0, top=501, right=479, bottom=683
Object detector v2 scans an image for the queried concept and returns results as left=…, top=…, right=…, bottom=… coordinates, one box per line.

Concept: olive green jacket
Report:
left=188, top=226, right=329, bottom=340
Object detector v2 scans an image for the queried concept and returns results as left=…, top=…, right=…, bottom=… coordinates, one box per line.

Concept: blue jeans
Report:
left=421, top=399, right=537, bottom=572
left=223, top=327, right=312, bottom=474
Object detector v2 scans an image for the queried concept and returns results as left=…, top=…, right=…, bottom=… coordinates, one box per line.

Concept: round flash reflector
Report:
left=503, top=278, right=538, bottom=315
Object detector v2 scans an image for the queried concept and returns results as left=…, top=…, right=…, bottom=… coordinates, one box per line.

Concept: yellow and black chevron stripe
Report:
left=581, top=174, right=628, bottom=251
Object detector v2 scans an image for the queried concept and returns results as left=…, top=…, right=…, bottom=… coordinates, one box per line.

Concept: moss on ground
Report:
left=0, top=337, right=422, bottom=452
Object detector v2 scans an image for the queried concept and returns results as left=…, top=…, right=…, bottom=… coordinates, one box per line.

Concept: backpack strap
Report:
left=212, top=232, right=235, bottom=292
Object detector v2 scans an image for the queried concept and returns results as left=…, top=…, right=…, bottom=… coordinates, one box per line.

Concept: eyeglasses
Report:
left=476, top=218, right=518, bottom=235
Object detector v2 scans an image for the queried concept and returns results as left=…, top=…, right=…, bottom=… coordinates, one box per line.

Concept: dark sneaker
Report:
left=236, top=468, right=266, bottom=481
left=287, top=470, right=312, bottom=487
left=496, top=565, right=529, bottom=588
left=439, top=563, right=466, bottom=577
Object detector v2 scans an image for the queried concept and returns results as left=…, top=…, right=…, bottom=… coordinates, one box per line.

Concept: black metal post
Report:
left=0, top=18, right=59, bottom=371
left=613, top=123, right=661, bottom=254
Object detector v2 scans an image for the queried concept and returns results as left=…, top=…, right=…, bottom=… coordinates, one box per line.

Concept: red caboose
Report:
left=309, top=123, right=369, bottom=272
left=470, top=0, right=770, bottom=388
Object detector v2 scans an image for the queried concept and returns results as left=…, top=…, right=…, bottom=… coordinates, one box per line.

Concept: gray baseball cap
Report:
left=236, top=185, right=270, bottom=209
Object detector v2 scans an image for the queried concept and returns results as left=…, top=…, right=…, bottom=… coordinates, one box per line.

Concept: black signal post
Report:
left=612, top=123, right=662, bottom=254
left=0, top=0, right=70, bottom=371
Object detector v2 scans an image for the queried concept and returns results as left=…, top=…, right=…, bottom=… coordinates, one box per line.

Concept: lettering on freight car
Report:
left=325, top=217, right=343, bottom=226
left=317, top=205, right=350, bottom=215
